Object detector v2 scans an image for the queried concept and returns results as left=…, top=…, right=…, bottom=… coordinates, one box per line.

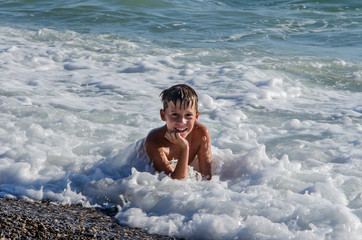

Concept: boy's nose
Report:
left=178, top=116, right=186, bottom=123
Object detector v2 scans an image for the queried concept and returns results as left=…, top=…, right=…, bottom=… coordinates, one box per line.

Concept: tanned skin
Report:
left=145, top=100, right=212, bottom=180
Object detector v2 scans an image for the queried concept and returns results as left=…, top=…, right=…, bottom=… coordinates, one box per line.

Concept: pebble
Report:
left=0, top=197, right=176, bottom=239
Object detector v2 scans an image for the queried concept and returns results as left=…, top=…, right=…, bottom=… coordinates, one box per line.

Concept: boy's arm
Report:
left=145, top=132, right=189, bottom=180
left=196, top=126, right=212, bottom=180
left=145, top=140, right=174, bottom=175
left=164, top=132, right=189, bottom=179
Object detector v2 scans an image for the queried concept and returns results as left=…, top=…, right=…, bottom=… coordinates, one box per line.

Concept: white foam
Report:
left=1, top=26, right=362, bottom=239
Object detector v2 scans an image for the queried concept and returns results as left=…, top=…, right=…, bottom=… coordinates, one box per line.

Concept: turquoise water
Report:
left=2, top=0, right=361, bottom=57
left=1, top=1, right=362, bottom=239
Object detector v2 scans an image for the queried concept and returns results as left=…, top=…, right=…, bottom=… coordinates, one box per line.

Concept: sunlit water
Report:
left=1, top=1, right=362, bottom=239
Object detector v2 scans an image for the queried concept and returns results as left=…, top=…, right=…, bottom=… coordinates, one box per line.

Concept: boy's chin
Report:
left=179, top=132, right=189, bottom=138
left=172, top=130, right=188, bottom=138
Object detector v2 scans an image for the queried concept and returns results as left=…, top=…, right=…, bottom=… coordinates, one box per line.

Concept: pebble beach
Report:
left=0, top=197, right=174, bottom=239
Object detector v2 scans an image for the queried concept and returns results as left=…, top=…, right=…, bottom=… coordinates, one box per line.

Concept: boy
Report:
left=145, top=84, right=212, bottom=180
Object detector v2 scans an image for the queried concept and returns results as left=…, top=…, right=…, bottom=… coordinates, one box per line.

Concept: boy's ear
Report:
left=160, top=109, right=166, bottom=121
left=196, top=111, right=200, bottom=121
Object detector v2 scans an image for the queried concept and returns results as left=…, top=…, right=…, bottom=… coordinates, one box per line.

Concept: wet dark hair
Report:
left=160, top=84, right=198, bottom=112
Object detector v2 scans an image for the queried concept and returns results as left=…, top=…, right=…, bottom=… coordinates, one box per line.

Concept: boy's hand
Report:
left=164, top=131, right=189, bottom=149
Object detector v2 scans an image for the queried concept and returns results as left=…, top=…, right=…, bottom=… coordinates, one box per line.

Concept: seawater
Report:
left=1, top=0, right=362, bottom=239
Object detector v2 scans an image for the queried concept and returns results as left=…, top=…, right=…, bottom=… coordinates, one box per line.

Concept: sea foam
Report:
left=1, top=25, right=362, bottom=239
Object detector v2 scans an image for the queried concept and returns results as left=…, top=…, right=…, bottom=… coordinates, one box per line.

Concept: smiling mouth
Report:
left=175, top=128, right=187, bottom=133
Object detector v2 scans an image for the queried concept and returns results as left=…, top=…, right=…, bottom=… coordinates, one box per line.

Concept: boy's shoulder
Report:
left=145, top=126, right=167, bottom=146
left=193, top=122, right=209, bottom=135
left=190, top=122, right=210, bottom=143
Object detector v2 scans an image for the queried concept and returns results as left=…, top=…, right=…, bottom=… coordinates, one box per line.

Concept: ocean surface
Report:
left=1, top=0, right=362, bottom=239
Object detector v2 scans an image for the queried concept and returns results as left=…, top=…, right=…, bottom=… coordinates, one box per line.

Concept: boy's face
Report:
left=161, top=100, right=199, bottom=139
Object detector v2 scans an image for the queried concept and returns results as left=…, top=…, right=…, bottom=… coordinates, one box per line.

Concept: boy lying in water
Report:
left=145, top=84, right=212, bottom=180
